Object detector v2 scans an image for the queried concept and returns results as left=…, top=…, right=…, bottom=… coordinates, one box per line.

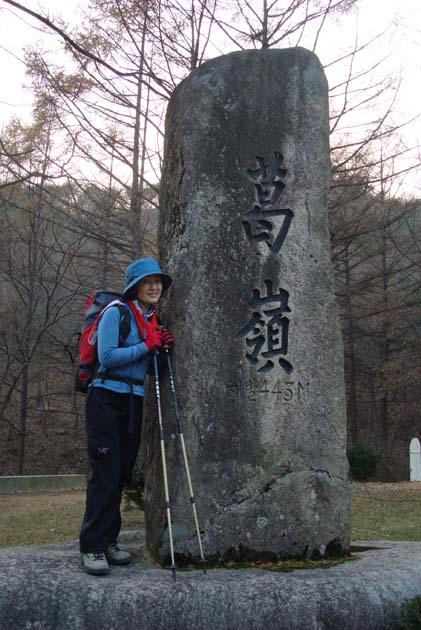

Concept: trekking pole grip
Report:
left=158, top=323, right=170, bottom=353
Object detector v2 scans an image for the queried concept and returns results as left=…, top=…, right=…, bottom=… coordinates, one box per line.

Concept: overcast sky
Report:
left=0, top=0, right=419, bottom=193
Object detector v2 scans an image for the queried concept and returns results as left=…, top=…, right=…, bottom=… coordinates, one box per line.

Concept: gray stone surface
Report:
left=1, top=535, right=421, bottom=629
left=145, top=47, right=349, bottom=562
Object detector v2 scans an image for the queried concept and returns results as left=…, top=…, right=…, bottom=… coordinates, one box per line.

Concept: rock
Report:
left=1, top=535, right=421, bottom=629
left=144, top=47, right=349, bottom=563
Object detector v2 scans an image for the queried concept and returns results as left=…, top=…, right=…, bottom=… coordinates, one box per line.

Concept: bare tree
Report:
left=210, top=0, right=357, bottom=50
left=0, top=110, right=87, bottom=473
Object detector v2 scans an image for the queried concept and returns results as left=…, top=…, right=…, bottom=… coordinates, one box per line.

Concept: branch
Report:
left=2, top=0, right=138, bottom=77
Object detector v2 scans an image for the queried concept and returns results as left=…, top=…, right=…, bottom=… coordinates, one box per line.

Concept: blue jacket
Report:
left=92, top=303, right=152, bottom=397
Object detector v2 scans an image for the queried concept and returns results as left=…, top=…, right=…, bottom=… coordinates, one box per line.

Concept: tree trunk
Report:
left=379, top=231, right=390, bottom=477
left=262, top=0, right=269, bottom=48
left=344, top=247, right=358, bottom=442
left=130, top=5, right=148, bottom=258
left=18, top=363, right=29, bottom=475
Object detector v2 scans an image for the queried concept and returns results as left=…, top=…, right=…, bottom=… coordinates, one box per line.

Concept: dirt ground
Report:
left=353, top=481, right=421, bottom=499
left=0, top=489, right=144, bottom=548
left=0, top=490, right=86, bottom=518
left=2, top=482, right=421, bottom=517
left=1, top=482, right=421, bottom=548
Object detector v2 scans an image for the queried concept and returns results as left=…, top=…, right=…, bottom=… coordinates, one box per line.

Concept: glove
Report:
left=161, top=327, right=175, bottom=348
left=144, top=330, right=163, bottom=353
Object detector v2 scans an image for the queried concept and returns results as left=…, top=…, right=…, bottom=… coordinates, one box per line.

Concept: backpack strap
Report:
left=96, top=302, right=132, bottom=384
left=116, top=303, right=131, bottom=344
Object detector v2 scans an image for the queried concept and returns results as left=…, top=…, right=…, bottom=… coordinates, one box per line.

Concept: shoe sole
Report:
left=84, top=566, right=110, bottom=575
left=106, top=556, right=131, bottom=566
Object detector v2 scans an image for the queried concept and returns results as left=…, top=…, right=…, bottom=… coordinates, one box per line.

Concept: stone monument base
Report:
left=1, top=532, right=421, bottom=629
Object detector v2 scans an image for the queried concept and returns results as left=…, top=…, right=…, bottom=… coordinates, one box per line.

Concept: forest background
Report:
left=0, top=0, right=420, bottom=480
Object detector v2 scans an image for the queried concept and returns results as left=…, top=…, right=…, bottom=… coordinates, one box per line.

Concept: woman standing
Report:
left=79, top=258, right=173, bottom=576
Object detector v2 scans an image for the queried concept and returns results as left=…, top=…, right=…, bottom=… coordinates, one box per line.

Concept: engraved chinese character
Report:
left=242, top=152, right=293, bottom=255
left=233, top=280, right=293, bottom=374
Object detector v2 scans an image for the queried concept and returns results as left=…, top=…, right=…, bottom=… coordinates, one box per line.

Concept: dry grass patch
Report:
left=2, top=482, right=421, bottom=548
left=352, top=482, right=421, bottom=541
left=0, top=491, right=144, bottom=548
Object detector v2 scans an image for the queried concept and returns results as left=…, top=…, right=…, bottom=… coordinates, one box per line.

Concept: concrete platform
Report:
left=0, top=532, right=420, bottom=629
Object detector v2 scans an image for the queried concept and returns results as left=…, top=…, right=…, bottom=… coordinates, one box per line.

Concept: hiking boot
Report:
left=105, top=543, right=131, bottom=565
left=80, top=552, right=110, bottom=576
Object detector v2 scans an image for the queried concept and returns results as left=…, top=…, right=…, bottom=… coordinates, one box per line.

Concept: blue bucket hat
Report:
left=123, top=258, right=172, bottom=296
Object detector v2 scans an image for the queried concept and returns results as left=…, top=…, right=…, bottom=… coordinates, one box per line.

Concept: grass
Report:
left=1, top=482, right=421, bottom=549
left=351, top=482, right=421, bottom=541
left=0, top=491, right=144, bottom=548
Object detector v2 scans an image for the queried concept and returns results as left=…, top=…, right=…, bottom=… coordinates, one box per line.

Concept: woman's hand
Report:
left=144, top=330, right=164, bottom=353
left=161, top=328, right=175, bottom=348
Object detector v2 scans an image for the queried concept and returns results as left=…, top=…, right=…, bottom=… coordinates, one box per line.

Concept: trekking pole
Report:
left=153, top=352, right=177, bottom=581
left=164, top=348, right=208, bottom=574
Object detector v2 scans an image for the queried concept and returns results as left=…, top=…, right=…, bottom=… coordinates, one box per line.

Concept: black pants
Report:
left=79, top=388, right=143, bottom=554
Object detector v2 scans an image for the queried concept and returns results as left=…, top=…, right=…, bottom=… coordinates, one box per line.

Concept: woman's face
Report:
left=136, top=274, right=163, bottom=306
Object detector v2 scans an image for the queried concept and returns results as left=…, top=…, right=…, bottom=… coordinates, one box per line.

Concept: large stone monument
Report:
left=143, top=47, right=350, bottom=563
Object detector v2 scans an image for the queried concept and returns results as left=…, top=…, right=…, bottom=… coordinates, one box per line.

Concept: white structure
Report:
left=409, top=438, right=421, bottom=481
